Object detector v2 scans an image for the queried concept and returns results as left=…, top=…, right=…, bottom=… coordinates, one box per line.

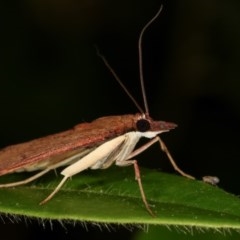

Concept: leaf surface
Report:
left=0, top=168, right=239, bottom=229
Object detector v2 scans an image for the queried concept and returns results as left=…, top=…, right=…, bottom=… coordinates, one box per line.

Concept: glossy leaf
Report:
left=0, top=168, right=240, bottom=229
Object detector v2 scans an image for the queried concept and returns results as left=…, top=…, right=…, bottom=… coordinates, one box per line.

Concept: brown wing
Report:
left=0, top=115, right=137, bottom=176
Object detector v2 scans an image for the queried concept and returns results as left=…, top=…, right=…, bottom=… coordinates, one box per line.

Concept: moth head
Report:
left=135, top=114, right=177, bottom=138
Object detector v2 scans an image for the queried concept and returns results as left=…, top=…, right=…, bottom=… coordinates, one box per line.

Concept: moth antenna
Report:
left=95, top=46, right=144, bottom=113
left=138, top=5, right=163, bottom=115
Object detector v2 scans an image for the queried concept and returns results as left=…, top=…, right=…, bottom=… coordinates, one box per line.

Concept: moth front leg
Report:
left=127, top=136, right=195, bottom=180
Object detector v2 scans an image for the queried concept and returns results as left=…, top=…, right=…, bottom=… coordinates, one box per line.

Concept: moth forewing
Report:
left=0, top=147, right=94, bottom=188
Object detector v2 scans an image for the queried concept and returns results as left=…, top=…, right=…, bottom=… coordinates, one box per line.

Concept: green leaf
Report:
left=0, top=167, right=240, bottom=230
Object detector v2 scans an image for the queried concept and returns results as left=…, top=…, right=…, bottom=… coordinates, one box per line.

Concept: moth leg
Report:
left=39, top=176, right=68, bottom=205
left=157, top=136, right=195, bottom=179
left=40, top=135, right=127, bottom=205
left=127, top=136, right=195, bottom=180
left=0, top=168, right=51, bottom=188
left=116, top=159, right=155, bottom=217
left=158, top=137, right=220, bottom=184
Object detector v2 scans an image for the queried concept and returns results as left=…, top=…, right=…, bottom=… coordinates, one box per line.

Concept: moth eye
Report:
left=136, top=119, right=150, bottom=132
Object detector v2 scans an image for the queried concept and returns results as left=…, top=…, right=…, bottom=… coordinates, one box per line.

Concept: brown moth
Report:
left=0, top=6, right=195, bottom=216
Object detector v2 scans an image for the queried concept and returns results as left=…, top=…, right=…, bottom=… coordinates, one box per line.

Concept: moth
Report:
left=0, top=6, right=195, bottom=216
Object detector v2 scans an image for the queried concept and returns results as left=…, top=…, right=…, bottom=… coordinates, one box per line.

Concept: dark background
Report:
left=1, top=0, right=240, bottom=239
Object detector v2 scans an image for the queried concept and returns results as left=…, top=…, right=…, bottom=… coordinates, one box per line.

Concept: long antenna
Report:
left=96, top=6, right=163, bottom=115
left=95, top=46, right=144, bottom=113
left=138, top=5, right=163, bottom=115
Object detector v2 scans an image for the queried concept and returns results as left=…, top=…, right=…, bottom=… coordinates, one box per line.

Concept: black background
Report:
left=0, top=0, right=240, bottom=239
